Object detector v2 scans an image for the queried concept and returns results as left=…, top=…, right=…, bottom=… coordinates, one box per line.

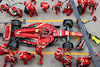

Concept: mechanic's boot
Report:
left=11, top=63, right=14, bottom=67
left=30, top=15, right=33, bottom=17
left=91, top=12, right=93, bottom=16
left=44, top=10, right=47, bottom=13
left=59, top=10, right=61, bottom=13
left=24, top=61, right=28, bottom=65
left=24, top=62, right=28, bottom=65
left=56, top=13, right=58, bottom=15
left=32, top=54, right=35, bottom=58
left=3, top=63, right=6, bottom=67
left=38, top=62, right=43, bottom=64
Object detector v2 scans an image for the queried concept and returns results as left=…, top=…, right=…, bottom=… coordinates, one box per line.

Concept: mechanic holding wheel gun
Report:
left=0, top=4, right=13, bottom=16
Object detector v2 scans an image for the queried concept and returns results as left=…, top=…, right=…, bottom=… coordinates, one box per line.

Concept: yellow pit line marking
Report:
left=10, top=51, right=88, bottom=55
left=67, top=16, right=69, bottom=19
left=27, top=52, right=89, bottom=55
left=20, top=20, right=88, bottom=22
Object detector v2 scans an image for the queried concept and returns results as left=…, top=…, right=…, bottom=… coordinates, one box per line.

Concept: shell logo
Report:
left=72, top=32, right=75, bottom=35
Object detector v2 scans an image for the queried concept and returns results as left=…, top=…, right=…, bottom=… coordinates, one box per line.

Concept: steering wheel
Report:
left=40, top=27, right=50, bottom=37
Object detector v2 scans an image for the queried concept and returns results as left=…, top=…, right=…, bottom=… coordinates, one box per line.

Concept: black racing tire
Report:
left=8, top=41, right=19, bottom=50
left=24, top=7, right=29, bottom=14
left=63, top=19, right=73, bottom=28
left=11, top=20, right=22, bottom=28
left=62, top=42, right=73, bottom=50
left=11, top=20, right=22, bottom=36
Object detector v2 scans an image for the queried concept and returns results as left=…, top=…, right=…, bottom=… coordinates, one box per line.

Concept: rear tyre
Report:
left=8, top=41, right=19, bottom=50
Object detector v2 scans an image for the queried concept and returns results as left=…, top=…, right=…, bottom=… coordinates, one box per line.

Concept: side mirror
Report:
left=92, top=16, right=97, bottom=22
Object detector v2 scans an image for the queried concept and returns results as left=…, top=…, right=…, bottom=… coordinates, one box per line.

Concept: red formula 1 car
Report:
left=2, top=18, right=100, bottom=50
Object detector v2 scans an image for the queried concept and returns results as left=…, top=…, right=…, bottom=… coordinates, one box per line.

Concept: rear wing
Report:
left=3, top=23, right=12, bottom=41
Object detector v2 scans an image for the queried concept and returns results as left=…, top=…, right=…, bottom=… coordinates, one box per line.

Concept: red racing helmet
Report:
left=90, top=0, right=94, bottom=5
left=11, top=52, right=15, bottom=56
left=44, top=6, right=48, bottom=9
left=12, top=7, right=16, bottom=11
left=69, top=56, right=73, bottom=59
left=77, top=57, right=81, bottom=61
left=16, top=50, right=21, bottom=54
left=1, top=4, right=5, bottom=8
left=68, top=1, right=71, bottom=4
left=77, top=0, right=81, bottom=4
left=57, top=2, right=62, bottom=7
left=58, top=47, right=62, bottom=51
left=24, top=1, right=28, bottom=5
left=3, top=43, right=8, bottom=47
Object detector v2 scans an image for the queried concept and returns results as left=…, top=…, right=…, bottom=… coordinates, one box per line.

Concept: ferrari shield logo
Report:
left=23, top=55, right=26, bottom=58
